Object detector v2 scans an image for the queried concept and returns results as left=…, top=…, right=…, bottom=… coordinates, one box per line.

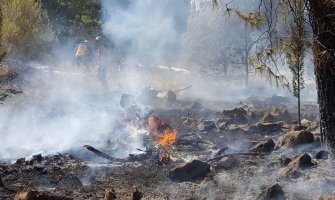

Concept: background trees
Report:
left=39, top=0, right=102, bottom=42
left=0, top=0, right=51, bottom=60
left=181, top=5, right=255, bottom=84
left=211, top=0, right=335, bottom=154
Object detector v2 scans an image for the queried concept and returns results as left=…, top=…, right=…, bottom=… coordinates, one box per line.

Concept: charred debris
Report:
left=0, top=87, right=328, bottom=199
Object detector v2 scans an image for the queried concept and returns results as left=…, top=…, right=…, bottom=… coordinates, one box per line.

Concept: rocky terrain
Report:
left=1, top=90, right=333, bottom=200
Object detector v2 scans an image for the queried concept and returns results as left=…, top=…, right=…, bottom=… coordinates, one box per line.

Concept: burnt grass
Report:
left=0, top=100, right=332, bottom=200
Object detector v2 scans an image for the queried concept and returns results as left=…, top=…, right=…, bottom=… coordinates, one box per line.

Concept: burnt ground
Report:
left=0, top=66, right=333, bottom=199
left=2, top=96, right=335, bottom=200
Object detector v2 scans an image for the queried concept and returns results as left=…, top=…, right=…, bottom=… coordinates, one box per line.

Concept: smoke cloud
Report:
left=100, top=0, right=189, bottom=65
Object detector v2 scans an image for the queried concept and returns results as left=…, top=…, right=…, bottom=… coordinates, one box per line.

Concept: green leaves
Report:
left=40, top=0, right=102, bottom=40
left=1, top=0, right=46, bottom=59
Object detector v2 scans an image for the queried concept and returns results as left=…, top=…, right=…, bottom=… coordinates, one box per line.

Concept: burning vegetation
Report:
left=147, top=116, right=177, bottom=162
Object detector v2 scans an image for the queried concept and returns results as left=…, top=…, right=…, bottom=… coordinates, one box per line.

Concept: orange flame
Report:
left=148, top=116, right=177, bottom=162
left=159, top=128, right=177, bottom=146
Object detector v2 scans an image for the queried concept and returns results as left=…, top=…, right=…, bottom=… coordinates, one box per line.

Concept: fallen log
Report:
left=84, top=145, right=124, bottom=162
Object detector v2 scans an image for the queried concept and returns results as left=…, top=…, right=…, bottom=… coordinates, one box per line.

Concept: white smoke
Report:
left=100, top=0, right=189, bottom=65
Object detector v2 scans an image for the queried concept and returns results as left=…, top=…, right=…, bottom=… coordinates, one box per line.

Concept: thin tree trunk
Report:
left=245, top=23, right=249, bottom=88
left=297, top=57, right=301, bottom=126
left=309, top=0, right=335, bottom=154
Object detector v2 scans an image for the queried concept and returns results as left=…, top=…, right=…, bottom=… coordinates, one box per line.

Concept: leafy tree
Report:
left=0, top=0, right=50, bottom=60
left=39, top=0, right=102, bottom=42
left=0, top=5, right=5, bottom=62
left=181, top=5, right=255, bottom=82
left=285, top=1, right=306, bottom=126
left=212, top=0, right=335, bottom=154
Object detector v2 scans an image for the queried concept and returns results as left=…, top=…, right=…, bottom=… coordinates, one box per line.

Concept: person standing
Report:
left=95, top=36, right=108, bottom=89
left=74, top=40, right=89, bottom=69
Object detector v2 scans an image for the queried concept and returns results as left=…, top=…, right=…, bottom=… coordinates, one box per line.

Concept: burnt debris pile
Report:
left=0, top=90, right=330, bottom=199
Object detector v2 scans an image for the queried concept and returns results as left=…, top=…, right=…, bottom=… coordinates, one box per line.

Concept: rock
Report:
left=15, top=158, right=26, bottom=166
left=300, top=119, right=319, bottom=132
left=215, top=118, right=229, bottom=130
left=258, top=184, right=286, bottom=200
left=281, top=158, right=292, bottom=167
left=279, top=167, right=302, bottom=179
left=212, top=156, right=240, bottom=170
left=197, top=121, right=216, bottom=131
left=249, top=122, right=282, bottom=134
left=132, top=188, right=143, bottom=200
left=221, top=107, right=256, bottom=124
left=279, top=153, right=314, bottom=178
left=291, top=124, right=306, bottom=131
left=288, top=153, right=315, bottom=169
left=250, top=139, right=275, bottom=153
left=14, top=189, right=38, bottom=200
left=32, top=154, right=43, bottom=163
left=261, top=107, right=292, bottom=123
left=268, top=157, right=292, bottom=168
left=276, top=130, right=314, bottom=148
left=316, top=150, right=329, bottom=160
left=227, top=124, right=249, bottom=133
left=104, top=189, right=117, bottom=200
left=168, top=160, right=210, bottom=182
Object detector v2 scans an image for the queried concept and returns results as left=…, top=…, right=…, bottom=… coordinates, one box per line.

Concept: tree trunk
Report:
left=245, top=26, right=249, bottom=88
left=309, top=0, right=335, bottom=154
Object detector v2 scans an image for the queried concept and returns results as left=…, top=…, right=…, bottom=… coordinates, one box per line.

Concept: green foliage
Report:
left=0, top=5, right=6, bottom=62
left=211, top=0, right=310, bottom=91
left=0, top=0, right=50, bottom=60
left=40, top=0, right=102, bottom=41
left=285, top=0, right=306, bottom=98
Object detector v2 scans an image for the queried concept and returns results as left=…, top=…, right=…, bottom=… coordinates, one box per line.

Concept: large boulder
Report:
left=276, top=130, right=314, bottom=148
left=257, top=184, right=286, bottom=200
left=287, top=153, right=315, bottom=169
left=250, top=139, right=275, bottom=153
left=279, top=153, right=315, bottom=178
left=316, top=150, right=329, bottom=160
left=261, top=107, right=292, bottom=124
left=168, top=160, right=210, bottom=182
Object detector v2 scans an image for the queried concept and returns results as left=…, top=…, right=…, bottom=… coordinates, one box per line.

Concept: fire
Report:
left=158, top=128, right=177, bottom=146
left=148, top=116, right=177, bottom=162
